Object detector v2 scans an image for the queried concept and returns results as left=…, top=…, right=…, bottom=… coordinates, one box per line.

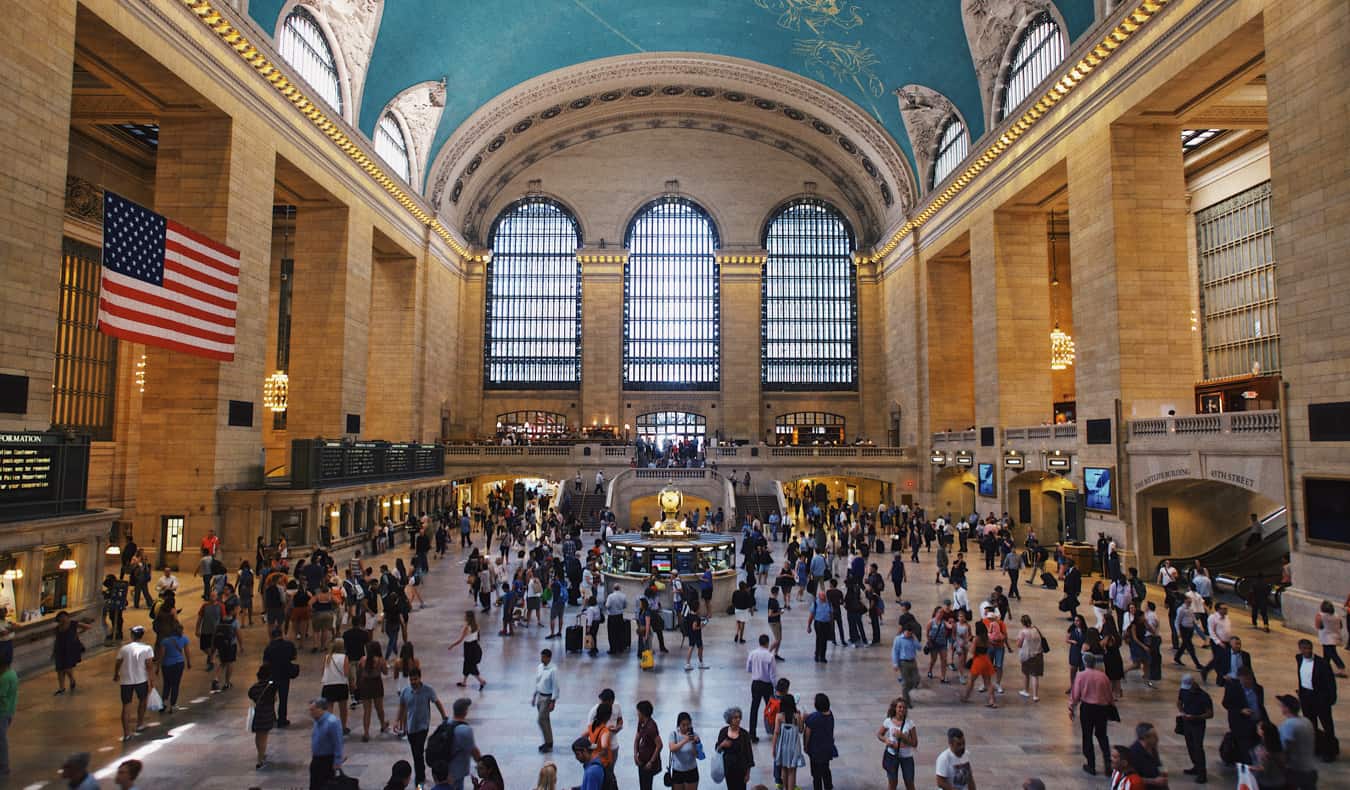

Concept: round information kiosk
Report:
left=601, top=484, right=738, bottom=613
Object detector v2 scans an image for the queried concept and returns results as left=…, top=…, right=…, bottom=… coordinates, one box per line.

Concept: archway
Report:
left=1134, top=478, right=1283, bottom=571
left=1006, top=471, right=1079, bottom=543
left=934, top=467, right=978, bottom=519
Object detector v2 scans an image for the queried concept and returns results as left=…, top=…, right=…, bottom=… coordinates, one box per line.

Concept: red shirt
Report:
left=202, top=535, right=220, bottom=554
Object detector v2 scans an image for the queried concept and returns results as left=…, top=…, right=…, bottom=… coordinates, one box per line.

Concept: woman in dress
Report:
left=1315, top=600, right=1348, bottom=675
left=667, top=711, right=701, bottom=790
left=773, top=694, right=807, bottom=790
left=925, top=607, right=950, bottom=683
left=447, top=610, right=486, bottom=689
left=951, top=609, right=972, bottom=686
left=1101, top=614, right=1126, bottom=700
left=310, top=585, right=338, bottom=655
left=715, top=707, right=754, bottom=790
left=319, top=638, right=353, bottom=735
left=51, top=610, right=90, bottom=695
left=356, top=640, right=389, bottom=740
left=1016, top=614, right=1045, bottom=702
left=247, top=665, right=277, bottom=769
left=959, top=621, right=997, bottom=707
left=1066, top=614, right=1088, bottom=693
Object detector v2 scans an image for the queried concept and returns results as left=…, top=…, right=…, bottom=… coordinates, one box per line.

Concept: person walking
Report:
left=732, top=582, right=754, bottom=644
left=935, top=727, right=975, bottom=790
left=803, top=693, right=836, bottom=790
left=808, top=591, right=833, bottom=663
left=683, top=597, right=707, bottom=670
left=447, top=610, right=486, bottom=690
left=52, top=610, right=89, bottom=695
left=772, top=694, right=807, bottom=790
left=396, top=668, right=448, bottom=788
left=716, top=707, right=755, bottom=790
left=1069, top=653, right=1114, bottom=776
left=319, top=638, right=353, bottom=736
left=1276, top=694, right=1318, bottom=789
left=1294, top=638, right=1338, bottom=744
left=1175, top=674, right=1212, bottom=783
left=892, top=620, right=922, bottom=707
left=1002, top=549, right=1023, bottom=600
left=248, top=666, right=278, bottom=769
left=667, top=711, right=701, bottom=790
left=1314, top=601, right=1347, bottom=675
left=534, top=648, right=559, bottom=753
left=746, top=634, right=777, bottom=743
left=357, top=642, right=389, bottom=740
left=308, top=697, right=343, bottom=790
left=633, top=699, right=663, bottom=790
left=878, top=697, right=918, bottom=790
left=113, top=625, right=156, bottom=741
left=959, top=622, right=996, bottom=708
left=1016, top=614, right=1045, bottom=703
left=155, top=623, right=190, bottom=714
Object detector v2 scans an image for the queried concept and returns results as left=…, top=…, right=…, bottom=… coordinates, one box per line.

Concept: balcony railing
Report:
left=441, top=443, right=909, bottom=465
left=1003, top=423, right=1077, bottom=442
left=1127, top=410, right=1280, bottom=440
left=931, top=430, right=977, bottom=445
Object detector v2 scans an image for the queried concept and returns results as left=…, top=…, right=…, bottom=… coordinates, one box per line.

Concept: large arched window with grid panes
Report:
left=761, top=199, right=857, bottom=390
left=374, top=113, right=411, bottom=183
left=998, top=13, right=1065, bottom=121
left=483, top=197, right=582, bottom=389
left=931, top=116, right=969, bottom=188
left=623, top=197, right=721, bottom=390
left=278, top=7, right=343, bottom=113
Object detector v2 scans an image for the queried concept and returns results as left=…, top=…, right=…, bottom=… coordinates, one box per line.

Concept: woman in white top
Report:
left=319, top=638, right=353, bottom=734
left=1016, top=614, right=1045, bottom=702
left=875, top=696, right=918, bottom=790
left=1315, top=600, right=1348, bottom=676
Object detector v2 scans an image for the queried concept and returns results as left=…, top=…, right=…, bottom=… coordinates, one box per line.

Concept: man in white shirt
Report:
left=604, top=585, right=628, bottom=654
left=1203, top=603, right=1232, bottom=685
left=155, top=568, right=179, bottom=597
left=113, top=625, right=156, bottom=741
left=594, top=470, right=605, bottom=495
left=936, top=726, right=976, bottom=790
left=534, top=649, right=559, bottom=753
left=951, top=582, right=970, bottom=616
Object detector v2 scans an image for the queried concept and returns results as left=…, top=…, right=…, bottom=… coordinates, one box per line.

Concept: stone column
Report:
left=578, top=252, right=623, bottom=433
left=1263, top=0, right=1350, bottom=628
left=0, top=1, right=75, bottom=430
left=136, top=114, right=275, bottom=562
left=923, top=250, right=975, bottom=435
left=286, top=205, right=372, bottom=438
left=366, top=250, right=419, bottom=440
left=718, top=253, right=763, bottom=442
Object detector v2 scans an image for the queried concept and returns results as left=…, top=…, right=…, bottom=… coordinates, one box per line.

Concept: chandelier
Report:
left=263, top=370, right=290, bottom=412
left=1050, top=323, right=1076, bottom=370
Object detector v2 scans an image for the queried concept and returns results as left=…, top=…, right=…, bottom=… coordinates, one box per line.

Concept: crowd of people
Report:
left=6, top=494, right=1346, bottom=789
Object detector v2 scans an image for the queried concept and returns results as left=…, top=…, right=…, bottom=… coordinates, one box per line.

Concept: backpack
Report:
left=213, top=620, right=236, bottom=650
left=763, top=695, right=781, bottom=732
left=425, top=719, right=464, bottom=767
left=1130, top=578, right=1147, bottom=602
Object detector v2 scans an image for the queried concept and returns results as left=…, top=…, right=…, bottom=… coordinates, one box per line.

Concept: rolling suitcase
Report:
left=565, top=615, right=585, bottom=653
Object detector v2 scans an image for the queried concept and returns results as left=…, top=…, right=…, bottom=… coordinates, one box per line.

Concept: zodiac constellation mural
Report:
left=753, top=1, right=886, bottom=100
left=753, top=0, right=865, bottom=35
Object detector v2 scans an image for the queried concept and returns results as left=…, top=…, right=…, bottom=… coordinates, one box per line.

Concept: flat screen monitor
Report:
left=1084, top=467, right=1114, bottom=512
left=651, top=556, right=672, bottom=574
left=977, top=462, right=995, bottom=497
left=1305, top=478, right=1350, bottom=546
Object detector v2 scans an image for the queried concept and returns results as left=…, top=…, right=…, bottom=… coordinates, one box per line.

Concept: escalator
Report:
left=1158, top=507, right=1288, bottom=604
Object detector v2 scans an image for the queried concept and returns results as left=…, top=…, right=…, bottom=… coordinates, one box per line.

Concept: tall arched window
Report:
left=278, top=7, right=343, bottom=113
left=623, top=197, right=721, bottom=389
left=374, top=112, right=411, bottom=182
left=999, top=13, right=1065, bottom=121
left=484, top=197, right=582, bottom=388
left=931, top=116, right=969, bottom=188
left=761, top=199, right=857, bottom=389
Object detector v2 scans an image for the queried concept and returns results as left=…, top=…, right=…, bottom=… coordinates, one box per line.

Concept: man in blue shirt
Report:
left=308, top=697, right=343, bottom=789
left=808, top=592, right=834, bottom=663
left=892, top=622, right=922, bottom=705
left=572, top=736, right=607, bottom=790
left=397, top=669, right=449, bottom=788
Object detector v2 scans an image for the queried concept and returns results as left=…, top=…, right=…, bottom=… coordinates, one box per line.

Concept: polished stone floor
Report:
left=6, top=536, right=1348, bottom=789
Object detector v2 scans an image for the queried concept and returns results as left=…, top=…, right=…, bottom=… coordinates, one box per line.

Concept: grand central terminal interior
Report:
left=0, top=0, right=1347, bottom=787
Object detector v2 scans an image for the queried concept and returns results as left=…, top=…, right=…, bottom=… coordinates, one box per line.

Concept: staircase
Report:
left=563, top=489, right=607, bottom=531
left=735, top=493, right=781, bottom=527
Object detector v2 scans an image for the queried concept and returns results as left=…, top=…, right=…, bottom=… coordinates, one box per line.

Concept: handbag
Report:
left=1106, top=704, right=1122, bottom=723
left=662, top=768, right=673, bottom=787
left=1038, top=628, right=1051, bottom=654
left=1174, top=715, right=1186, bottom=735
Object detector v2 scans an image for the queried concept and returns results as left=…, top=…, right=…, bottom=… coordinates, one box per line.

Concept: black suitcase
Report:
left=565, top=624, right=584, bottom=653
left=1041, top=572, right=1058, bottom=589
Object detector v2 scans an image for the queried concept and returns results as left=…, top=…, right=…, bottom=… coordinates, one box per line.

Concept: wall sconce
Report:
left=105, top=544, right=121, bottom=556
left=402, top=495, right=411, bottom=505
left=263, top=370, right=290, bottom=412
left=1, top=569, right=20, bottom=580
left=58, top=549, right=78, bottom=571
left=382, top=500, right=391, bottom=509
left=329, top=507, right=340, bottom=519
left=135, top=354, right=146, bottom=393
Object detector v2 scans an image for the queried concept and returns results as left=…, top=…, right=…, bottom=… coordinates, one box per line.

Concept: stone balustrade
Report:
left=1126, top=410, right=1280, bottom=441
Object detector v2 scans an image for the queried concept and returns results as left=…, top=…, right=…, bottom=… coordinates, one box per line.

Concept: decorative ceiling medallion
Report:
left=599, top=91, right=623, bottom=101
left=838, top=136, right=857, bottom=154
left=570, top=97, right=593, bottom=109
left=466, top=155, right=482, bottom=174
left=661, top=86, right=686, bottom=95
left=541, top=105, right=563, bottom=119
left=512, top=119, right=533, bottom=134
left=692, top=87, right=716, bottom=97
left=724, top=92, right=746, bottom=102
left=630, top=87, right=654, bottom=97
left=487, top=135, right=507, bottom=151
left=812, top=120, right=833, bottom=135
left=861, top=157, right=877, bottom=177
left=783, top=107, right=805, bottom=121
left=754, top=98, right=777, bottom=110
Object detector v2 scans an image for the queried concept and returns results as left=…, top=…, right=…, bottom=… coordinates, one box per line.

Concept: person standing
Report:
left=667, top=711, right=701, bottom=790
left=1175, top=674, right=1212, bottom=783
left=1069, top=653, right=1114, bottom=776
left=0, top=657, right=15, bottom=776
left=803, top=693, right=836, bottom=790
left=308, top=697, right=343, bottom=790
left=52, top=610, right=90, bottom=695
left=683, top=597, right=707, bottom=670
left=534, top=648, right=559, bottom=753
left=396, top=668, right=449, bottom=788
left=716, top=707, right=754, bottom=790
left=1276, top=694, right=1318, bottom=788
left=766, top=586, right=785, bottom=658
left=1294, top=638, right=1338, bottom=743
left=877, top=697, right=918, bottom=790
left=935, top=727, right=975, bottom=790
left=248, top=666, right=278, bottom=770
left=604, top=584, right=627, bottom=654
left=772, top=694, right=807, bottom=790
left=113, top=625, right=155, bottom=742
left=633, top=699, right=663, bottom=790
left=808, top=591, right=833, bottom=663
left=262, top=627, right=298, bottom=727
left=746, top=635, right=777, bottom=743
left=1016, top=614, right=1045, bottom=702
left=1001, top=549, right=1023, bottom=600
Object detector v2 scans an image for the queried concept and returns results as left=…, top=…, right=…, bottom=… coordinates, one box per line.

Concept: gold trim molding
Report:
left=857, top=0, right=1171, bottom=264
left=176, top=0, right=491, bottom=263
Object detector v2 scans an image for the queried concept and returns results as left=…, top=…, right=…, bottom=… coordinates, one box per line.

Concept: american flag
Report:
left=99, top=192, right=239, bottom=361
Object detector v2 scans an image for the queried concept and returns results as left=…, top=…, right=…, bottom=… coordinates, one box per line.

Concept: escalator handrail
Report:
left=1154, top=507, right=1286, bottom=575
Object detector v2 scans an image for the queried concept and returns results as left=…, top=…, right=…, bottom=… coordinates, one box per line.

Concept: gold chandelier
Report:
left=1050, top=323, right=1076, bottom=370
left=263, top=370, right=290, bottom=412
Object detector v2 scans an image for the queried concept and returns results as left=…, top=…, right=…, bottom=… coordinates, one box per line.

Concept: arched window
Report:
left=374, top=112, right=411, bottom=182
left=999, top=13, right=1065, bottom=121
left=774, top=412, right=846, bottom=445
left=278, top=7, right=343, bottom=113
left=623, top=197, right=720, bottom=389
left=635, top=411, right=707, bottom=449
left=496, top=411, right=568, bottom=439
left=484, top=197, right=582, bottom=388
left=761, top=199, right=857, bottom=389
left=931, top=116, right=969, bottom=188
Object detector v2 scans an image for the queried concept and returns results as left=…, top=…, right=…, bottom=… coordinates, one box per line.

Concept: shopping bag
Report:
left=146, top=687, right=164, bottom=712
left=709, top=748, right=725, bottom=783
left=1235, top=762, right=1257, bottom=790
left=639, top=649, right=654, bottom=670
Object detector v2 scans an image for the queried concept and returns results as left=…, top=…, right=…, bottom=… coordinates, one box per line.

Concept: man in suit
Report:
left=1223, top=635, right=1255, bottom=685
left=1062, top=559, right=1083, bottom=621
left=1295, top=638, right=1338, bottom=740
left=1222, top=666, right=1266, bottom=752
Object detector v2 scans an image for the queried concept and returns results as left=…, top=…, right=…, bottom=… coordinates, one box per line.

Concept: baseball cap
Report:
left=130, top=625, right=145, bottom=636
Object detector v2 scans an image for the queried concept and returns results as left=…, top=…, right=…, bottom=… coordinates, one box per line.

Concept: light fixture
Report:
left=59, top=557, right=78, bottom=571
left=1050, top=324, right=1076, bottom=370
left=105, top=544, right=121, bottom=556
left=1, top=569, right=20, bottom=580
left=135, top=354, right=146, bottom=393
left=1047, top=211, right=1075, bottom=370
left=329, top=506, right=340, bottom=519
left=402, top=495, right=411, bottom=505
left=263, top=370, right=290, bottom=412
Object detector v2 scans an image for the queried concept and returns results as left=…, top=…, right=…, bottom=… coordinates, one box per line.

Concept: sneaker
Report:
left=685, top=663, right=694, bottom=671
left=1018, top=690, right=1030, bottom=698
left=996, top=685, right=1004, bottom=694
left=698, top=663, right=709, bottom=669
left=210, top=680, right=220, bottom=691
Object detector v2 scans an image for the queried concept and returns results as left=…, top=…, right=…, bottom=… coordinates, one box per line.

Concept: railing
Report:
left=441, top=444, right=911, bottom=464
left=603, top=446, right=631, bottom=457
left=771, top=447, right=815, bottom=456
left=1127, top=410, right=1280, bottom=440
left=931, top=430, right=977, bottom=445
left=1054, top=424, right=1077, bottom=439
left=714, top=446, right=739, bottom=457
left=860, top=447, right=907, bottom=457
left=635, top=468, right=707, bottom=479
left=1003, top=423, right=1077, bottom=442
left=526, top=446, right=570, bottom=456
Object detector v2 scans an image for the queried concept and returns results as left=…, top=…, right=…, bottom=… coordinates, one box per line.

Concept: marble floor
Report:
left=5, top=536, right=1348, bottom=789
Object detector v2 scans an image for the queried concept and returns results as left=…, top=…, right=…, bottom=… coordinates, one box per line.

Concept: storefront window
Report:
left=41, top=547, right=71, bottom=614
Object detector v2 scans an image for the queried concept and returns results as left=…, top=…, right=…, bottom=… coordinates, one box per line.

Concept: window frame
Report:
left=930, top=115, right=969, bottom=189
left=997, top=12, right=1066, bottom=122
left=374, top=112, right=412, bottom=183
left=622, top=196, right=722, bottom=391
left=760, top=198, right=858, bottom=391
left=277, top=6, right=344, bottom=115
left=482, top=196, right=584, bottom=390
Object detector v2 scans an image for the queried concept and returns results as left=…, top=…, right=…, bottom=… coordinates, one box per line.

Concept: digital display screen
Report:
left=652, top=557, right=672, bottom=574
left=977, top=462, right=995, bottom=497
left=1084, top=467, right=1114, bottom=512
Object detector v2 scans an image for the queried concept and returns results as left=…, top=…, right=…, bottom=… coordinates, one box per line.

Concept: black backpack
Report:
left=425, top=719, right=464, bottom=767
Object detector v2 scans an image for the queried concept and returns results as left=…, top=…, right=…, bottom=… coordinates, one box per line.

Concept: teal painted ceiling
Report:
left=249, top=1, right=1095, bottom=175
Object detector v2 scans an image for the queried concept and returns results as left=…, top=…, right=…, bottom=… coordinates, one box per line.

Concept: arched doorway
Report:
left=1134, top=478, right=1282, bottom=571
left=934, top=467, right=977, bottom=519
left=1006, top=471, right=1078, bottom=543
